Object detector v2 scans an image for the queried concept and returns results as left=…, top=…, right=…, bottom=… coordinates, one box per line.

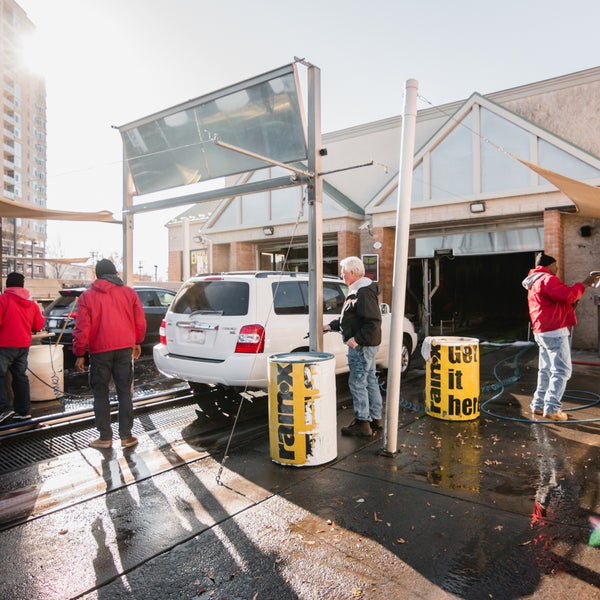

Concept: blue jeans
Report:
left=531, top=333, right=572, bottom=415
left=347, top=345, right=382, bottom=422
left=0, top=347, right=31, bottom=415
left=89, top=349, right=134, bottom=440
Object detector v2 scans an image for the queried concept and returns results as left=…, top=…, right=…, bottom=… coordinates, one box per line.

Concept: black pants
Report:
left=0, top=347, right=31, bottom=415
left=89, top=348, right=134, bottom=440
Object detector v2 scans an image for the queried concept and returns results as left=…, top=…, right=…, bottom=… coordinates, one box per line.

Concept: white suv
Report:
left=153, top=271, right=417, bottom=390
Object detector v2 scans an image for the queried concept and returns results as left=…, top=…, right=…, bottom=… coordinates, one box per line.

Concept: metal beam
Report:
left=125, top=175, right=308, bottom=215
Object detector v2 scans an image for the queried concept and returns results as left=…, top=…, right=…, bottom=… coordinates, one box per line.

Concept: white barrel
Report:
left=28, top=344, right=64, bottom=401
left=268, top=352, right=337, bottom=466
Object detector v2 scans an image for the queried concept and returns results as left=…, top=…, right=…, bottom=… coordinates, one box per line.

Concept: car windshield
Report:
left=171, top=281, right=249, bottom=316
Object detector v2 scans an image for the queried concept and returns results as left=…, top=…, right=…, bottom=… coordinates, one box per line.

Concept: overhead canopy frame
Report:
left=117, top=59, right=325, bottom=350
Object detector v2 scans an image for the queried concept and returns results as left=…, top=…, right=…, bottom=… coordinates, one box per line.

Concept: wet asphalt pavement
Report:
left=1, top=342, right=600, bottom=598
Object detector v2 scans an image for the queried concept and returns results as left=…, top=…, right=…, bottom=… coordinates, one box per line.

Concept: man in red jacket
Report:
left=0, top=272, right=46, bottom=424
left=522, top=252, right=599, bottom=421
left=73, top=259, right=146, bottom=449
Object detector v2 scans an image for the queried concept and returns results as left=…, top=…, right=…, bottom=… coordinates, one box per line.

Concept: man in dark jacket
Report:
left=0, top=272, right=46, bottom=424
left=325, top=256, right=383, bottom=437
left=73, top=259, right=146, bottom=449
left=522, top=252, right=599, bottom=421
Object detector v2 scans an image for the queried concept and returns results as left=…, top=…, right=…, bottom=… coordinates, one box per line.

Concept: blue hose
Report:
left=480, top=341, right=600, bottom=423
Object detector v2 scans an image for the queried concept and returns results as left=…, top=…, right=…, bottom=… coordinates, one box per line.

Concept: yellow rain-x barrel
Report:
left=422, top=336, right=480, bottom=421
left=268, top=352, right=337, bottom=466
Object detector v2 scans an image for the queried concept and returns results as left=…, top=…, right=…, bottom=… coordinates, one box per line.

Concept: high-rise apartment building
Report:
left=0, top=0, right=46, bottom=278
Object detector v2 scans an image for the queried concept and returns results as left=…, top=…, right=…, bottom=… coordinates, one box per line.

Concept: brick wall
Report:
left=543, top=209, right=563, bottom=277
left=168, top=251, right=182, bottom=281
left=212, top=245, right=229, bottom=273
left=230, top=242, right=257, bottom=270
left=337, top=230, right=360, bottom=263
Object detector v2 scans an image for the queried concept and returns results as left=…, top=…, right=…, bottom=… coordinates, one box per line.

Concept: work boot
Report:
left=371, top=418, right=383, bottom=431
left=341, top=419, right=373, bottom=438
left=89, top=438, right=112, bottom=449
left=121, top=436, right=139, bottom=449
left=545, top=410, right=568, bottom=421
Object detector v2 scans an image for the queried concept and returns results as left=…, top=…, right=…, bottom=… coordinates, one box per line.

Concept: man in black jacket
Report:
left=325, top=256, right=383, bottom=437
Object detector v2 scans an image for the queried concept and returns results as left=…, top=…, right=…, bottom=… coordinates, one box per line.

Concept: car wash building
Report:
left=166, top=66, right=600, bottom=350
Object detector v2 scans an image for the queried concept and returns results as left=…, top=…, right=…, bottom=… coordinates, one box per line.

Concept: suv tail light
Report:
left=159, top=319, right=167, bottom=344
left=235, top=324, right=265, bottom=354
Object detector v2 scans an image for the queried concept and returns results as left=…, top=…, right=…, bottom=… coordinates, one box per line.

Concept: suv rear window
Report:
left=171, top=281, right=249, bottom=316
left=273, top=281, right=346, bottom=315
left=45, top=296, right=78, bottom=316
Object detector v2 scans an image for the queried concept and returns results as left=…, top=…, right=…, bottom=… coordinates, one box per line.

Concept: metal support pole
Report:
left=122, top=158, right=134, bottom=285
left=383, top=79, right=418, bottom=456
left=422, top=258, right=430, bottom=338
left=307, top=64, right=323, bottom=352
left=182, top=220, right=191, bottom=281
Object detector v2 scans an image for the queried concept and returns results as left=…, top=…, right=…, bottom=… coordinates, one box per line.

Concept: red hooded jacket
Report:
left=72, top=279, right=146, bottom=356
left=522, top=266, right=585, bottom=334
left=0, top=287, right=46, bottom=347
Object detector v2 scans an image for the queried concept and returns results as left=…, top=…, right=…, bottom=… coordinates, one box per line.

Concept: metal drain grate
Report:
left=0, top=400, right=200, bottom=474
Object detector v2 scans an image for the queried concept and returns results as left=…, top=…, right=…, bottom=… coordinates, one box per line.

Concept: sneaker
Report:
left=89, top=438, right=113, bottom=449
left=13, top=413, right=32, bottom=421
left=545, top=410, right=568, bottom=422
left=371, top=418, right=383, bottom=431
left=341, top=419, right=373, bottom=438
left=0, top=410, right=15, bottom=424
left=532, top=409, right=543, bottom=416
left=121, top=436, right=138, bottom=449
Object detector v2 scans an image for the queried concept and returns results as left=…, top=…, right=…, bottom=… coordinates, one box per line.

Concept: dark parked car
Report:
left=43, top=285, right=176, bottom=358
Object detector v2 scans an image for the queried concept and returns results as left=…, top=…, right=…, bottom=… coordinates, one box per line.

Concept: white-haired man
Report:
left=324, top=256, right=383, bottom=437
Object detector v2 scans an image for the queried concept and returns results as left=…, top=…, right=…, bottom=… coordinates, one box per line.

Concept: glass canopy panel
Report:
left=120, top=64, right=307, bottom=196
left=430, top=112, right=473, bottom=200
left=480, top=108, right=531, bottom=193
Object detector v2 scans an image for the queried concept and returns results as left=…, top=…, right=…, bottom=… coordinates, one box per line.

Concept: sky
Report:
left=14, top=0, right=600, bottom=280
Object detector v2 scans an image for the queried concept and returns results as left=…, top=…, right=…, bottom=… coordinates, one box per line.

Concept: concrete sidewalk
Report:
left=85, top=346, right=600, bottom=598
left=2, top=343, right=600, bottom=599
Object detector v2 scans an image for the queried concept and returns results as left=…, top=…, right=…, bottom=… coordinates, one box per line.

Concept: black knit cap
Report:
left=6, top=272, right=24, bottom=288
left=95, top=259, right=117, bottom=277
left=535, top=252, right=556, bottom=268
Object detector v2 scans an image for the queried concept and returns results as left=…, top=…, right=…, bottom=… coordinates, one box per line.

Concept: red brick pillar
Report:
left=374, top=227, right=396, bottom=306
left=212, top=244, right=229, bottom=273
left=230, top=242, right=257, bottom=271
left=337, top=230, right=360, bottom=264
left=544, top=209, right=564, bottom=277
left=168, top=251, right=182, bottom=281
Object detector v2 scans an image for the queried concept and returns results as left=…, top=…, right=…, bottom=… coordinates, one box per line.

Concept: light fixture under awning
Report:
left=516, top=157, right=600, bottom=218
